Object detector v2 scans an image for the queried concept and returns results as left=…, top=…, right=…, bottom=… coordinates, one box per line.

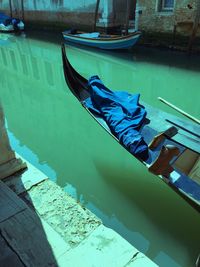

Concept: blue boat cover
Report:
left=0, top=12, right=10, bottom=20
left=0, top=12, right=11, bottom=25
left=84, top=76, right=149, bottom=161
left=0, top=12, right=20, bottom=26
left=78, top=32, right=100, bottom=38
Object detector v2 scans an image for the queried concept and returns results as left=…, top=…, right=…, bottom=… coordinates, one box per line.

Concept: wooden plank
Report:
left=165, top=115, right=200, bottom=143
left=189, top=157, right=200, bottom=185
left=0, top=209, right=59, bottom=266
left=165, top=119, right=200, bottom=138
left=0, top=181, right=71, bottom=266
left=0, top=181, right=26, bottom=223
left=0, top=235, right=24, bottom=267
left=142, top=102, right=200, bottom=154
left=172, top=130, right=200, bottom=154
left=174, top=149, right=199, bottom=175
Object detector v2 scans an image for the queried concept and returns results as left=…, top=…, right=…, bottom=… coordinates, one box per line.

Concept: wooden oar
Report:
left=158, top=97, right=200, bottom=125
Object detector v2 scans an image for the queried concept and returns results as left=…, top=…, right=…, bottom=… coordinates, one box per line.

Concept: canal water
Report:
left=0, top=31, right=200, bottom=267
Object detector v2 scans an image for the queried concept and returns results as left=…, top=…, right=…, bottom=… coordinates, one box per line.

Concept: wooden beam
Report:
left=0, top=180, right=68, bottom=266
left=94, top=0, right=100, bottom=32
left=125, top=0, right=130, bottom=35
left=0, top=180, right=26, bottom=223
left=9, top=0, right=12, bottom=17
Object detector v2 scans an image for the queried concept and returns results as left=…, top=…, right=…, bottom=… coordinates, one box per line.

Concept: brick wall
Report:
left=137, top=0, right=199, bottom=37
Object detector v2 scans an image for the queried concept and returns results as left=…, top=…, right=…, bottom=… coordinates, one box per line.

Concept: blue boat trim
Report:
left=173, top=171, right=200, bottom=201
left=63, top=31, right=141, bottom=50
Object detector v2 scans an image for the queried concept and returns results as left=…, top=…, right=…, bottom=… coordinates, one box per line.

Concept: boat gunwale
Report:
left=62, top=31, right=141, bottom=42
left=61, top=44, right=200, bottom=212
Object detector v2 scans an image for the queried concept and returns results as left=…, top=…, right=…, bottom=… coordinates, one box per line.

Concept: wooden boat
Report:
left=0, top=12, right=24, bottom=32
left=62, top=30, right=141, bottom=50
left=61, top=44, right=200, bottom=212
left=62, top=0, right=141, bottom=50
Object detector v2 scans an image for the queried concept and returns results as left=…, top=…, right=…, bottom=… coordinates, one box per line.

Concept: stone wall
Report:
left=137, top=0, right=200, bottom=37
left=0, top=104, right=26, bottom=179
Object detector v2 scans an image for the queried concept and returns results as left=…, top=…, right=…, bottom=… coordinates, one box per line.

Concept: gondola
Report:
left=61, top=44, right=200, bottom=212
left=62, top=0, right=141, bottom=50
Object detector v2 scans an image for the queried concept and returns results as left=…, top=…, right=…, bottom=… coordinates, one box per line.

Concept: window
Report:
left=158, top=0, right=174, bottom=12
left=162, top=0, right=174, bottom=9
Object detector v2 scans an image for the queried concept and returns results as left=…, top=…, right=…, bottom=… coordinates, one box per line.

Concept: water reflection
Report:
left=7, top=129, right=57, bottom=181
left=0, top=32, right=200, bottom=267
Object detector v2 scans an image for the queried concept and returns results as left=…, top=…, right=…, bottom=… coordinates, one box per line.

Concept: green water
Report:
left=0, top=32, right=200, bottom=267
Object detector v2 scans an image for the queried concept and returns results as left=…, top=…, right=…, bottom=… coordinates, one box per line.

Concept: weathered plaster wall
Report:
left=0, top=0, right=9, bottom=9
left=0, top=0, right=101, bottom=11
left=137, top=0, right=200, bottom=37
left=0, top=0, right=116, bottom=30
left=25, top=0, right=99, bottom=11
left=26, top=0, right=104, bottom=30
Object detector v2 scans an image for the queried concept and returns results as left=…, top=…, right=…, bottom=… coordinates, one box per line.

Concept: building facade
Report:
left=137, top=0, right=200, bottom=44
left=0, top=0, right=199, bottom=47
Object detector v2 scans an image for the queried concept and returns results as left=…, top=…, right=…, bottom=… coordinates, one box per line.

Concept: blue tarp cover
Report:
left=0, top=12, right=10, bottom=25
left=78, top=32, right=100, bottom=38
left=0, top=12, right=20, bottom=26
left=84, top=76, right=149, bottom=161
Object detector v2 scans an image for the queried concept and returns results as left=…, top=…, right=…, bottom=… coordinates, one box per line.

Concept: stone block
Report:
left=57, top=224, right=139, bottom=267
